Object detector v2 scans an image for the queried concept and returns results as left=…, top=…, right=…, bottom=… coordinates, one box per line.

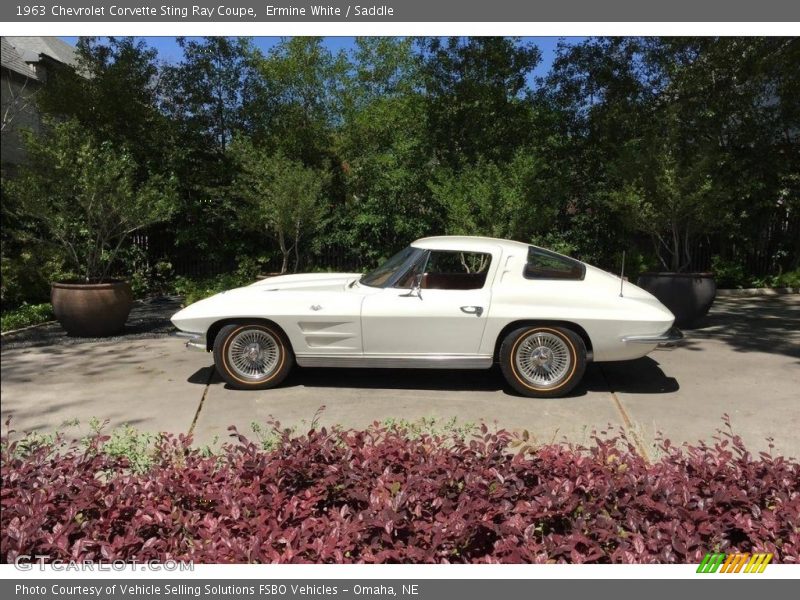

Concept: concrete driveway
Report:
left=1, top=295, right=798, bottom=458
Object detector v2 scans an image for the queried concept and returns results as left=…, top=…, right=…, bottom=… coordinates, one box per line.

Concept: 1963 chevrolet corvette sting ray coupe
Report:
left=171, top=236, right=682, bottom=397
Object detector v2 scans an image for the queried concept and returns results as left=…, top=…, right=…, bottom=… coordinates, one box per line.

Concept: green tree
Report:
left=642, top=38, right=800, bottom=272
left=540, top=36, right=800, bottom=274
left=5, top=37, right=172, bottom=305
left=420, top=37, right=541, bottom=167
left=229, top=138, right=327, bottom=273
left=247, top=37, right=349, bottom=165
left=160, top=37, right=257, bottom=256
left=163, top=37, right=254, bottom=154
left=612, top=113, right=720, bottom=272
left=331, top=37, right=437, bottom=265
left=536, top=37, right=655, bottom=267
left=428, top=151, right=554, bottom=241
left=7, top=120, right=176, bottom=282
left=37, top=36, right=170, bottom=174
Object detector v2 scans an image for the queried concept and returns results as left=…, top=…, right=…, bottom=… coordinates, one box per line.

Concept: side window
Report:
left=394, top=253, right=427, bottom=289
left=421, top=251, right=492, bottom=290
left=524, top=246, right=585, bottom=280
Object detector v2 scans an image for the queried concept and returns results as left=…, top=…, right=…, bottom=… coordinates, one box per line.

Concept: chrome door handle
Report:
left=460, top=306, right=484, bottom=317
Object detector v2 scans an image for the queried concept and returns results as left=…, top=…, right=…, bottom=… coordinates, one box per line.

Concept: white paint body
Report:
left=171, top=236, right=675, bottom=366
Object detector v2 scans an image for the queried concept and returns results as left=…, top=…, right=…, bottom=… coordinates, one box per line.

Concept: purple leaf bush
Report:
left=2, top=419, right=798, bottom=563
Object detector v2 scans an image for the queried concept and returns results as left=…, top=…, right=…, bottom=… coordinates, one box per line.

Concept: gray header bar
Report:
left=2, top=579, right=791, bottom=600
left=2, top=0, right=800, bottom=22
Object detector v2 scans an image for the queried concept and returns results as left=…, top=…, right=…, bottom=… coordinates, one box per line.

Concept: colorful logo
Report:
left=697, top=552, right=773, bottom=573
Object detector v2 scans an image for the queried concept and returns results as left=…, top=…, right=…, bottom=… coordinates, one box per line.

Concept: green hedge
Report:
left=0, top=303, right=54, bottom=333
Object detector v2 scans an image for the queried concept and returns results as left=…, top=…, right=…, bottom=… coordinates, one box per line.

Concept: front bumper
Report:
left=173, top=331, right=206, bottom=352
left=621, top=326, right=684, bottom=347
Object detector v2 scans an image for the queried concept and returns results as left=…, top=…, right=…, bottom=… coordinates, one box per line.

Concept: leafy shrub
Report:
left=83, top=418, right=158, bottom=475
left=7, top=120, right=176, bottom=283
left=2, top=420, right=798, bottom=564
left=381, top=416, right=476, bottom=441
left=130, top=260, right=175, bottom=299
left=249, top=415, right=476, bottom=452
left=712, top=255, right=749, bottom=288
left=0, top=303, right=54, bottom=332
left=712, top=257, right=800, bottom=290
left=173, top=260, right=265, bottom=306
left=769, top=269, right=800, bottom=289
left=0, top=249, right=71, bottom=311
left=173, top=274, right=248, bottom=306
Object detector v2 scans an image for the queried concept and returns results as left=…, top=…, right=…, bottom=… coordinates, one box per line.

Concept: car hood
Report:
left=171, top=272, right=365, bottom=333
left=248, top=272, right=363, bottom=292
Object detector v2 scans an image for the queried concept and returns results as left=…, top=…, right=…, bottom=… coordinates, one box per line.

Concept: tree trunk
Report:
left=671, top=222, right=681, bottom=272
left=683, top=228, right=691, bottom=273
left=293, top=219, right=301, bottom=273
left=278, top=229, right=289, bottom=274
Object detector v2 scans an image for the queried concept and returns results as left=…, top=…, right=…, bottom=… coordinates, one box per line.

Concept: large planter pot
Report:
left=51, top=280, right=133, bottom=337
left=637, top=272, right=717, bottom=327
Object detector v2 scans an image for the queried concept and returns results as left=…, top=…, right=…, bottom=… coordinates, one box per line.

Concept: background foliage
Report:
left=2, top=36, right=798, bottom=309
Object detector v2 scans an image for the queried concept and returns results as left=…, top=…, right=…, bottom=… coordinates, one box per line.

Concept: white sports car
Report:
left=171, top=236, right=682, bottom=397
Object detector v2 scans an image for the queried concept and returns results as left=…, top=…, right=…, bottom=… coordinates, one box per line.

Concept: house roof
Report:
left=1, top=36, right=77, bottom=80
left=1, top=37, right=32, bottom=79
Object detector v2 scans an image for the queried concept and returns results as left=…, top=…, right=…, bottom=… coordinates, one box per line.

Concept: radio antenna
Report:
left=619, top=251, right=626, bottom=297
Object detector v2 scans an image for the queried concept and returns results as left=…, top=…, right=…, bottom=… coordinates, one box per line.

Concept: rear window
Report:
left=524, top=246, right=585, bottom=280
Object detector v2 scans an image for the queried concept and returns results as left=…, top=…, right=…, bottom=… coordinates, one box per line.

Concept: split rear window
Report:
left=524, top=246, right=586, bottom=280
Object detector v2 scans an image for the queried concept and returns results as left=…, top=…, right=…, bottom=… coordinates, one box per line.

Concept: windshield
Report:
left=360, top=246, right=424, bottom=288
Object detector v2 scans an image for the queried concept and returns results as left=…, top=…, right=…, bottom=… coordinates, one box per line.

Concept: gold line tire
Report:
left=213, top=322, right=294, bottom=390
left=500, top=325, right=586, bottom=398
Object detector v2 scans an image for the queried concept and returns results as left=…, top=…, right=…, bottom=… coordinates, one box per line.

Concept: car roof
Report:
left=411, top=235, right=530, bottom=254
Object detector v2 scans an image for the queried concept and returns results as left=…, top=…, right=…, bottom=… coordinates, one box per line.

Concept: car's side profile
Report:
left=171, top=236, right=682, bottom=397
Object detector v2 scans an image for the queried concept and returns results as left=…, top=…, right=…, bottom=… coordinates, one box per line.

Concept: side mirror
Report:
left=399, top=273, right=423, bottom=299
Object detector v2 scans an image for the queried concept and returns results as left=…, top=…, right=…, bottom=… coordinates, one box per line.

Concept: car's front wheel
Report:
left=499, top=325, right=586, bottom=398
left=213, top=323, right=293, bottom=390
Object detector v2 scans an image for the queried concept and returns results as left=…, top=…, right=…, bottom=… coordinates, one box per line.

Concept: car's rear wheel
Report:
left=213, top=323, right=293, bottom=390
left=500, top=325, right=586, bottom=398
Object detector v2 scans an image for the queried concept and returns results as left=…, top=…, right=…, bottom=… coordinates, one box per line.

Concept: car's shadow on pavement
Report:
left=187, top=356, right=679, bottom=398
left=591, top=356, right=680, bottom=395
left=187, top=365, right=216, bottom=385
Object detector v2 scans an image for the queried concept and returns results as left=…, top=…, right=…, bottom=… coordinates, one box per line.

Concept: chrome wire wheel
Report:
left=225, top=328, right=280, bottom=381
left=514, top=331, right=572, bottom=388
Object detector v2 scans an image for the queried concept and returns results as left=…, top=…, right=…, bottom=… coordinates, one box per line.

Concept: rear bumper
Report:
left=621, top=326, right=684, bottom=347
left=172, top=331, right=206, bottom=352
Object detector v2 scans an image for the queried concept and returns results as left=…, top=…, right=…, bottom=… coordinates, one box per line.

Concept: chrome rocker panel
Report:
left=175, top=331, right=494, bottom=368
left=296, top=354, right=494, bottom=369
left=621, top=326, right=684, bottom=347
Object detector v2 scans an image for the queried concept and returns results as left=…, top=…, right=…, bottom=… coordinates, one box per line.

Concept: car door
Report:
left=360, top=249, right=495, bottom=356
